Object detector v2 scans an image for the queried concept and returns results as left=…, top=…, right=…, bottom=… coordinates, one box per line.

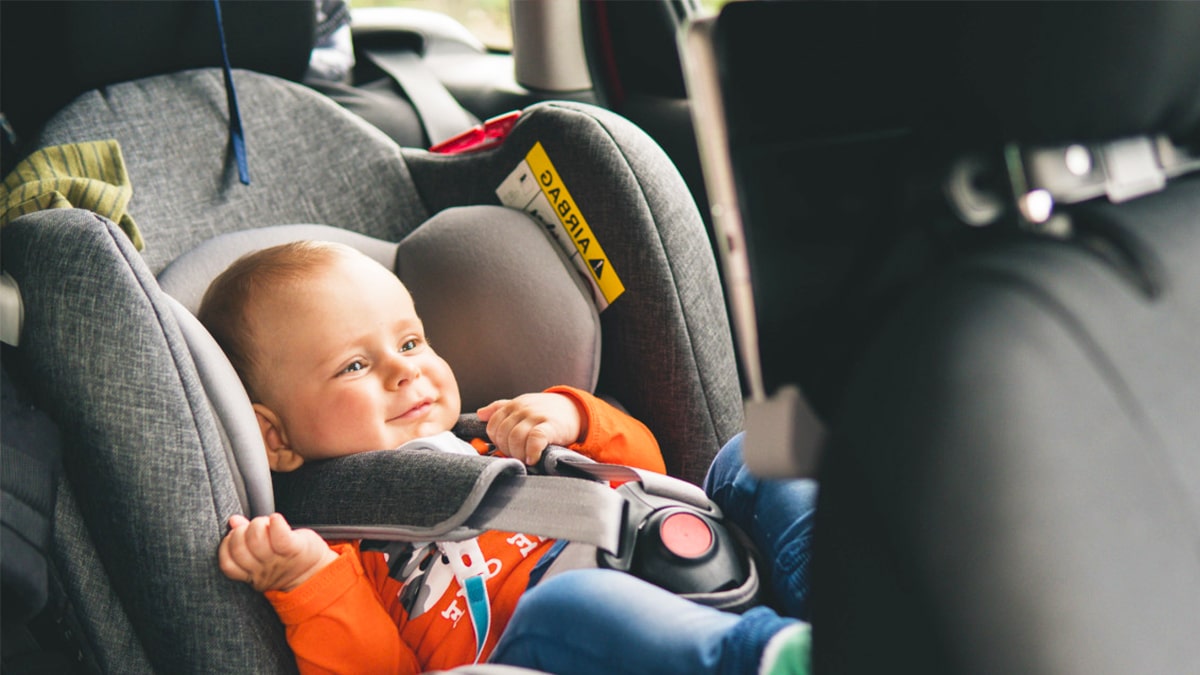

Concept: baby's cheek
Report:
left=304, top=401, right=376, bottom=456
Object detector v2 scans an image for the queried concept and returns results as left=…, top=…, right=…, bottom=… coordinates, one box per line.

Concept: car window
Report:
left=350, top=0, right=738, bottom=52
left=353, top=0, right=513, bottom=51
left=699, top=0, right=735, bottom=16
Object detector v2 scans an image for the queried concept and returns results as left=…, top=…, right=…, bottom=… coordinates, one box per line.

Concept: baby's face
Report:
left=249, top=252, right=462, bottom=460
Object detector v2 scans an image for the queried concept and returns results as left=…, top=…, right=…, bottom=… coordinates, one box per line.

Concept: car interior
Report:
left=3, top=1, right=1200, bottom=674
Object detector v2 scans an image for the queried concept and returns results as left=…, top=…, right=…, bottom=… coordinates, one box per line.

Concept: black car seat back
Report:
left=683, top=1, right=939, bottom=427
left=724, top=3, right=1200, bottom=674
left=1, top=46, right=739, bottom=675
left=1, top=0, right=492, bottom=167
left=0, top=0, right=315, bottom=155
left=684, top=1, right=1200, bottom=673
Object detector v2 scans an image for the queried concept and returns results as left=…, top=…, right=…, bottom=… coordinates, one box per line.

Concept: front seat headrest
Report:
left=0, top=0, right=315, bottom=139
left=911, top=2, right=1200, bottom=144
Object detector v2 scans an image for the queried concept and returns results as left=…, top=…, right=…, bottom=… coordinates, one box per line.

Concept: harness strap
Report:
left=438, top=539, right=492, bottom=663
left=461, top=473, right=626, bottom=554
left=540, top=446, right=714, bottom=509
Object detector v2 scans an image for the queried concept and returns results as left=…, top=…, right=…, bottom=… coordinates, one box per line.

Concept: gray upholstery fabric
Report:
left=51, top=482, right=153, bottom=673
left=34, top=69, right=429, bottom=275
left=402, top=101, right=744, bottom=483
left=396, top=205, right=601, bottom=410
left=165, top=296, right=273, bottom=517
left=2, top=212, right=294, bottom=673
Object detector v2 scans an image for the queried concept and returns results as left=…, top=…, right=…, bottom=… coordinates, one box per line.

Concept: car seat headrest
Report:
left=0, top=0, right=314, bottom=139
left=724, top=2, right=1200, bottom=146
left=158, top=205, right=602, bottom=411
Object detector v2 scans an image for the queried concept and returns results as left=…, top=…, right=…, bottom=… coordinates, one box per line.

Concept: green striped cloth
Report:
left=1, top=139, right=144, bottom=250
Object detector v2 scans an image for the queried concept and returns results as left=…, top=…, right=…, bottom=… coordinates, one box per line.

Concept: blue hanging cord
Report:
left=212, top=0, right=250, bottom=185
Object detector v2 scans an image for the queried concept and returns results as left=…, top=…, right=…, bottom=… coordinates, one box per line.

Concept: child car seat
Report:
left=0, top=19, right=740, bottom=675
left=684, top=2, right=1200, bottom=674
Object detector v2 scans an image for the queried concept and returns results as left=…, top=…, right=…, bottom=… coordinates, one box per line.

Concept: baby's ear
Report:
left=252, top=403, right=305, bottom=472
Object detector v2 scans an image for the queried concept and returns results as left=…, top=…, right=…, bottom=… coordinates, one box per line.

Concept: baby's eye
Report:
left=400, top=338, right=419, bottom=352
left=341, top=360, right=366, bottom=374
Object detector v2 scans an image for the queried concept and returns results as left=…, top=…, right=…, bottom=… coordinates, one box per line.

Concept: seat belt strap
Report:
left=462, top=474, right=626, bottom=555
left=541, top=447, right=715, bottom=509
left=438, top=539, right=492, bottom=663
left=361, top=49, right=479, bottom=146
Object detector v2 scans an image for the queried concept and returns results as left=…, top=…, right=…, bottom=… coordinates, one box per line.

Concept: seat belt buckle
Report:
left=596, top=481, right=751, bottom=601
left=430, top=110, right=521, bottom=154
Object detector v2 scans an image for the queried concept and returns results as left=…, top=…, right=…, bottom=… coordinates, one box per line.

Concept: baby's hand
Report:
left=218, top=513, right=338, bottom=592
left=477, top=392, right=585, bottom=465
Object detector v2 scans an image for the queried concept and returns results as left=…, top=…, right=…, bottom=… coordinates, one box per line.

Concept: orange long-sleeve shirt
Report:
left=264, top=386, right=664, bottom=674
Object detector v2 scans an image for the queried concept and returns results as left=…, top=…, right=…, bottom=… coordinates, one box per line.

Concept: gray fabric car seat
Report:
left=731, top=3, right=1200, bottom=674
left=0, top=63, right=739, bottom=674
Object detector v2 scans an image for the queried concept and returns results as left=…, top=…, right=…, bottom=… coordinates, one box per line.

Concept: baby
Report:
left=201, top=239, right=813, bottom=675
left=199, top=240, right=664, bottom=671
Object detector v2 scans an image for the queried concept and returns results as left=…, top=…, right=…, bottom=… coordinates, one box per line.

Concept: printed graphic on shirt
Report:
left=496, top=142, right=625, bottom=310
left=365, top=532, right=545, bottom=624
left=372, top=542, right=445, bottom=620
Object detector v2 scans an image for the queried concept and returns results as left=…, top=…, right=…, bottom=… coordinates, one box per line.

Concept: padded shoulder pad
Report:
left=273, top=449, right=526, bottom=540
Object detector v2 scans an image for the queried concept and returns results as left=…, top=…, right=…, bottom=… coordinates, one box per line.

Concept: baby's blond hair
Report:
left=198, top=240, right=359, bottom=401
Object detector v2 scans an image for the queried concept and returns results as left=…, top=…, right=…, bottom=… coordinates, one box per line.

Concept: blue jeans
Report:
left=490, top=433, right=817, bottom=675
left=490, top=569, right=798, bottom=675
left=704, top=431, right=818, bottom=621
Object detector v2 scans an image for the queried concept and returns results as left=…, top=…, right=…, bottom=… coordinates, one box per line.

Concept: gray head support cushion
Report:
left=159, top=204, right=602, bottom=409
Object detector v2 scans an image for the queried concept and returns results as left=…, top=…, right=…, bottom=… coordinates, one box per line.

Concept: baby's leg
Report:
left=491, top=568, right=804, bottom=675
left=704, top=432, right=818, bottom=620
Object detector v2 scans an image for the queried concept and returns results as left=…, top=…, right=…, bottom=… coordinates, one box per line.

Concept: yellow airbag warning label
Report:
left=496, top=142, right=624, bottom=310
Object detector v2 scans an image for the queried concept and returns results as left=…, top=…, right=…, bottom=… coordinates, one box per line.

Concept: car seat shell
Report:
left=2, top=60, right=740, bottom=671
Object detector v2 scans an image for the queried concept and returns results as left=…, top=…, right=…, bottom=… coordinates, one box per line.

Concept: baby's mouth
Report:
left=390, top=399, right=432, bottom=422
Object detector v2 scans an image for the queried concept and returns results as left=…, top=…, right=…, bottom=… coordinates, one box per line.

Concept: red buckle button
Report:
left=659, top=512, right=714, bottom=560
